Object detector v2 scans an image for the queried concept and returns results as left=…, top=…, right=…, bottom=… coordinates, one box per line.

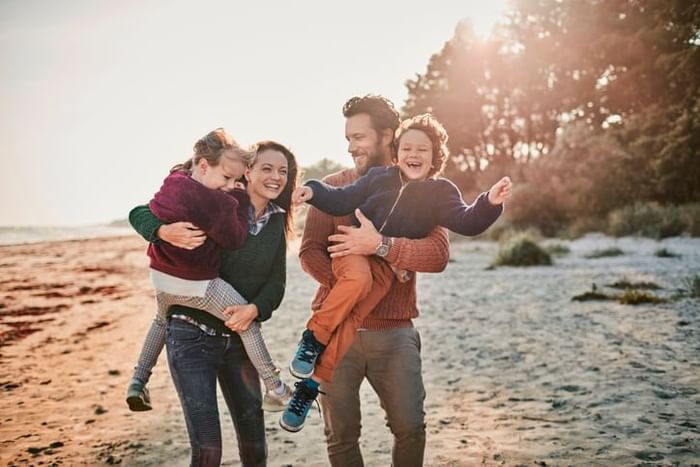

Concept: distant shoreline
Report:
left=0, top=225, right=135, bottom=247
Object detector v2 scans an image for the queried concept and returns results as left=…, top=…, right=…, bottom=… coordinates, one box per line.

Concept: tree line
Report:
left=402, top=0, right=699, bottom=236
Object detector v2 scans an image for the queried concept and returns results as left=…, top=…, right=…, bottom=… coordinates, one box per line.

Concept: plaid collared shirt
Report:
left=248, top=202, right=285, bottom=235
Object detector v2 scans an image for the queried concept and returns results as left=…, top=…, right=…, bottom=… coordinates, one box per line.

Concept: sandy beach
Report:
left=0, top=233, right=698, bottom=466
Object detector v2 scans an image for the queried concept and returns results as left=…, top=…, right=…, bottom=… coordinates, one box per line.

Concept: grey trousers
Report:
left=319, top=327, right=426, bottom=467
left=132, top=278, right=280, bottom=392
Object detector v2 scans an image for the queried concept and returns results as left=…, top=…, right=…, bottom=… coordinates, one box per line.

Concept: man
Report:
left=299, top=95, right=450, bottom=466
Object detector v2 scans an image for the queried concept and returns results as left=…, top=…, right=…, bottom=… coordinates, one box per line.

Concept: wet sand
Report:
left=0, top=234, right=698, bottom=466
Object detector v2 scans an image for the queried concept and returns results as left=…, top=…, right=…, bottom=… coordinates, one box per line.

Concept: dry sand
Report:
left=0, top=234, right=698, bottom=466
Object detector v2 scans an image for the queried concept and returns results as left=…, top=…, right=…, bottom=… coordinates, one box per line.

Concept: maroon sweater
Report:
left=148, top=170, right=250, bottom=280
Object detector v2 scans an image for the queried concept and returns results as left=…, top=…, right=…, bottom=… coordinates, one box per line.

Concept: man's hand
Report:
left=157, top=222, right=206, bottom=249
left=327, top=209, right=382, bottom=258
left=292, top=186, right=314, bottom=206
left=487, top=176, right=513, bottom=205
left=224, top=304, right=259, bottom=332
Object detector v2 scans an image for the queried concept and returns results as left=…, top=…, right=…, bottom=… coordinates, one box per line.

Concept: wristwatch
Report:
left=375, top=235, right=392, bottom=258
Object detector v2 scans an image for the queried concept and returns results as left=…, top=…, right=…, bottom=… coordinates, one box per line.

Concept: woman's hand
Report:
left=487, top=176, right=513, bottom=205
left=224, top=304, right=259, bottom=332
left=157, top=222, right=206, bottom=249
left=292, top=186, right=313, bottom=205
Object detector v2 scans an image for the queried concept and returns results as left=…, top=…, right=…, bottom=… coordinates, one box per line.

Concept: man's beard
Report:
left=354, top=141, right=386, bottom=176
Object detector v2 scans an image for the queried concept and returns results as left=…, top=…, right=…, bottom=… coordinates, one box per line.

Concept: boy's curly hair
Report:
left=394, top=114, right=449, bottom=178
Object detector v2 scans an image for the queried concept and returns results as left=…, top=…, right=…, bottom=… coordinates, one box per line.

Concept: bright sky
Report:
left=0, top=0, right=508, bottom=226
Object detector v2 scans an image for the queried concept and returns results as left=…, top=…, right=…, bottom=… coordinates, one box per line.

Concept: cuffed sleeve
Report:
left=128, top=204, right=163, bottom=243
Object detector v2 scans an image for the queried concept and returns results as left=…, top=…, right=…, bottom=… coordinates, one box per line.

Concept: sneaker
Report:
left=126, top=378, right=152, bottom=412
left=262, top=383, right=293, bottom=412
left=279, top=380, right=319, bottom=432
left=289, top=329, right=325, bottom=379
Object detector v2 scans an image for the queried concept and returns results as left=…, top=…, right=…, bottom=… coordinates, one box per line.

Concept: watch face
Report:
left=376, top=244, right=389, bottom=257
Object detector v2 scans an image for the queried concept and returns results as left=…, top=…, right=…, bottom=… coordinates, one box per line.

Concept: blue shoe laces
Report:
left=287, top=381, right=322, bottom=418
left=295, top=337, right=320, bottom=364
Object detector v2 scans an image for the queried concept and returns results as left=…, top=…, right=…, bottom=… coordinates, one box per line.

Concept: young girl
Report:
left=126, top=128, right=291, bottom=413
left=280, top=114, right=512, bottom=432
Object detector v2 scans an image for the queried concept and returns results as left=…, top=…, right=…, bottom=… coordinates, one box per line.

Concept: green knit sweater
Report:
left=129, top=205, right=286, bottom=334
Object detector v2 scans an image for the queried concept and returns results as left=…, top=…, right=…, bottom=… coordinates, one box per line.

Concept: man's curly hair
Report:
left=342, top=95, right=400, bottom=136
left=394, top=114, right=449, bottom=178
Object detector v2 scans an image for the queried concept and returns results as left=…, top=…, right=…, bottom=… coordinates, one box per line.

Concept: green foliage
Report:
left=301, top=158, right=346, bottom=183
left=508, top=124, right=651, bottom=235
left=495, top=226, right=542, bottom=244
left=492, top=233, right=552, bottom=267
left=554, top=202, right=700, bottom=239
left=607, top=203, right=692, bottom=238
left=502, top=181, right=569, bottom=237
left=683, top=275, right=700, bottom=298
left=678, top=204, right=700, bottom=236
left=480, top=220, right=515, bottom=241
left=562, top=217, right=607, bottom=240
left=654, top=248, right=680, bottom=258
left=585, top=247, right=624, bottom=259
left=652, top=102, right=700, bottom=203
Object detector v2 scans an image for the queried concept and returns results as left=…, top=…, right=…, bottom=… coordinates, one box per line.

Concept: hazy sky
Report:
left=0, top=0, right=508, bottom=226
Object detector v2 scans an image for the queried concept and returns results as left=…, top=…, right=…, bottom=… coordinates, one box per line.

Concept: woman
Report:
left=129, top=140, right=298, bottom=466
left=126, top=129, right=292, bottom=416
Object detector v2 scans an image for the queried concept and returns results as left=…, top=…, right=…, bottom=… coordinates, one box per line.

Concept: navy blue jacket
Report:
left=305, top=165, right=502, bottom=238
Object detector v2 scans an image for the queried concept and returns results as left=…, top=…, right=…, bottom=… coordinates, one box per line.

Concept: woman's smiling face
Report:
left=245, top=149, right=289, bottom=201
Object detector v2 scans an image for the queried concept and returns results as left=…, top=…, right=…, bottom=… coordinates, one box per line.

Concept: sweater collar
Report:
left=248, top=202, right=285, bottom=235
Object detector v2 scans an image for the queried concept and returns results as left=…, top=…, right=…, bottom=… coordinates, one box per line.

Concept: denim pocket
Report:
left=168, top=319, right=204, bottom=345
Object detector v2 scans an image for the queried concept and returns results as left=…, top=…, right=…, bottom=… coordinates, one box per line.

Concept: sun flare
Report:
left=460, top=0, right=510, bottom=38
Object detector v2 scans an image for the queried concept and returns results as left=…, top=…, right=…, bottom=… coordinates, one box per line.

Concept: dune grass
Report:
left=607, top=279, right=661, bottom=290
left=618, top=289, right=667, bottom=305
left=654, top=248, right=680, bottom=258
left=607, top=202, right=700, bottom=239
left=585, top=247, right=624, bottom=259
left=572, top=284, right=612, bottom=302
left=545, top=243, right=571, bottom=256
left=573, top=282, right=668, bottom=305
left=683, top=275, right=700, bottom=298
left=492, top=232, right=552, bottom=267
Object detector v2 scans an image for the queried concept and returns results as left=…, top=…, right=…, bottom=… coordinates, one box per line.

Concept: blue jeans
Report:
left=166, top=318, right=267, bottom=467
left=319, top=327, right=426, bottom=467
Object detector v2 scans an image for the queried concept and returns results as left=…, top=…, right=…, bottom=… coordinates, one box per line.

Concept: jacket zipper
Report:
left=377, top=170, right=407, bottom=234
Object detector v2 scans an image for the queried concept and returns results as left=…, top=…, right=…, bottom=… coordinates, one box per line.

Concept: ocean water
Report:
left=0, top=225, right=135, bottom=246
